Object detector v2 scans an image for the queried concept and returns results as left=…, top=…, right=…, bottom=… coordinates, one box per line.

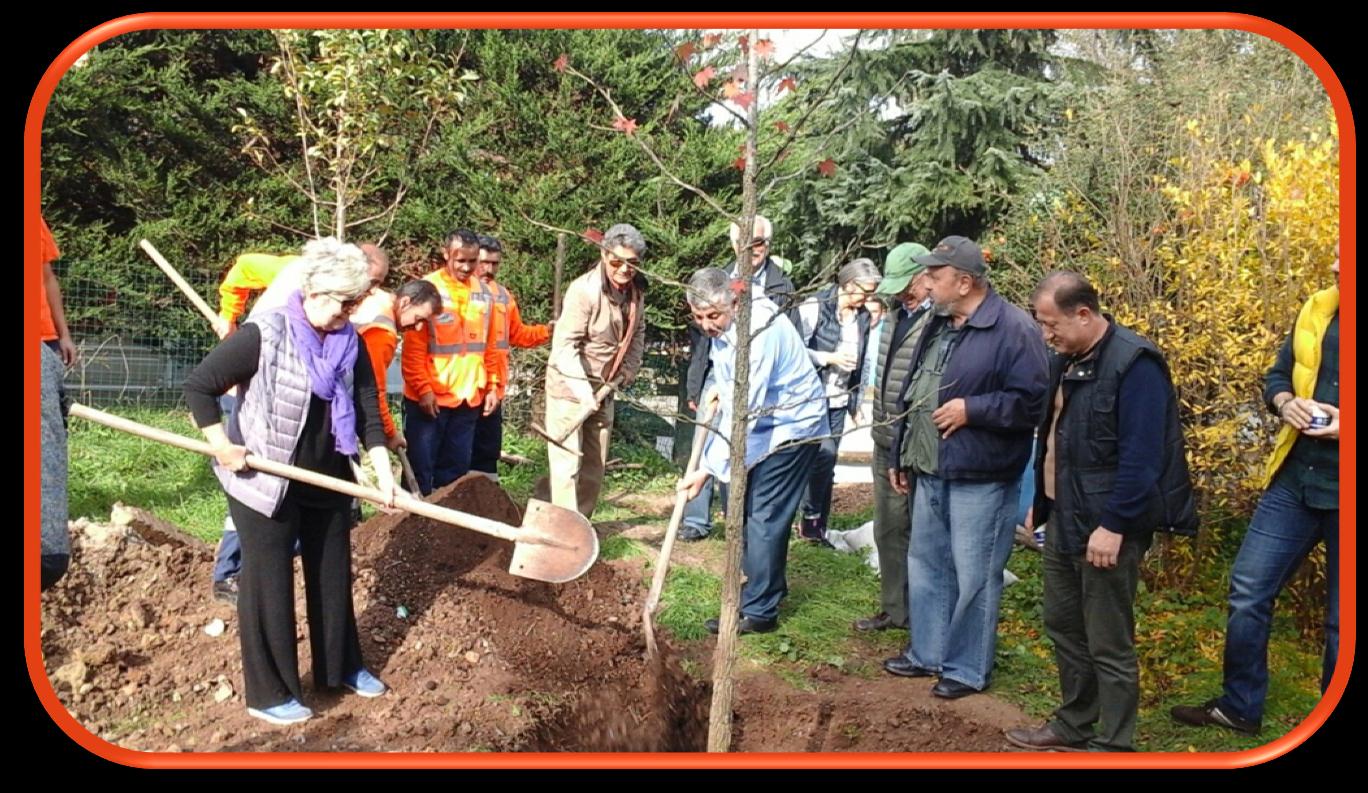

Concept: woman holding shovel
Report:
left=183, top=237, right=397, bottom=726
left=544, top=223, right=647, bottom=519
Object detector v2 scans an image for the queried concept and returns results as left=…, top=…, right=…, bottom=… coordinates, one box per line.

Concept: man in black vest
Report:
left=856, top=242, right=931, bottom=632
left=1006, top=271, right=1196, bottom=752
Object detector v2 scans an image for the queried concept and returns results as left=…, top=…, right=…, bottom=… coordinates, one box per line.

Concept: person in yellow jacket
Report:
left=469, top=235, right=552, bottom=480
left=214, top=244, right=390, bottom=338
left=400, top=229, right=502, bottom=495
left=1172, top=243, right=1342, bottom=736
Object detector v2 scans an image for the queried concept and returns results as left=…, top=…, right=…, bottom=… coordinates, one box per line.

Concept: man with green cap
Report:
left=855, top=242, right=934, bottom=632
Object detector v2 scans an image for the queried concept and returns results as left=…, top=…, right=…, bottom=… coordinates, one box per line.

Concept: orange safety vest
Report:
left=402, top=269, right=495, bottom=408
left=352, top=289, right=400, bottom=438
left=485, top=279, right=551, bottom=399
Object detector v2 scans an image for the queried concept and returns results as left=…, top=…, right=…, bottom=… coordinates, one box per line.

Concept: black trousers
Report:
left=228, top=490, right=364, bottom=710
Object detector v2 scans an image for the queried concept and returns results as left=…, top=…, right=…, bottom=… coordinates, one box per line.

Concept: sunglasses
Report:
left=606, top=256, right=640, bottom=269
left=329, top=293, right=366, bottom=313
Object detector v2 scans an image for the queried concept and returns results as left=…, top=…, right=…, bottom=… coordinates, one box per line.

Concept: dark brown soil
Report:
left=39, top=475, right=1027, bottom=754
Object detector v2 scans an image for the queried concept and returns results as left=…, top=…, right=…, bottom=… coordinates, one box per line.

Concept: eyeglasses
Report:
left=606, top=256, right=640, bottom=269
left=329, top=293, right=366, bottom=313
left=748, top=238, right=770, bottom=250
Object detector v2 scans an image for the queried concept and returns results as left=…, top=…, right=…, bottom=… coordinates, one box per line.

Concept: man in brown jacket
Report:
left=545, top=223, right=648, bottom=517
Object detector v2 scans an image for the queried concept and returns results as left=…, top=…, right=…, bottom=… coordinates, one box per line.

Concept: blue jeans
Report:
left=404, top=399, right=481, bottom=496
left=682, top=480, right=718, bottom=534
left=1015, top=438, right=1037, bottom=527
left=470, top=404, right=503, bottom=476
left=740, top=443, right=818, bottom=621
left=214, top=393, right=242, bottom=582
left=1217, top=479, right=1339, bottom=724
left=800, top=405, right=847, bottom=528
left=904, top=475, right=1020, bottom=690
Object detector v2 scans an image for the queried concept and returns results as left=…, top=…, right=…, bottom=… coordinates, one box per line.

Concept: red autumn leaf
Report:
left=612, top=116, right=639, bottom=136
left=733, top=156, right=747, bottom=171
left=817, top=158, right=837, bottom=177
left=675, top=41, right=697, bottom=62
left=692, top=66, right=716, bottom=89
left=778, top=76, right=798, bottom=94
left=722, top=80, right=743, bottom=99
left=733, top=91, right=755, bottom=110
left=703, top=33, right=722, bottom=49
left=774, top=120, right=791, bottom=133
left=729, top=278, right=747, bottom=295
left=553, top=54, right=569, bottom=73
left=738, top=35, right=749, bottom=53
left=754, top=39, right=775, bottom=59
left=582, top=227, right=604, bottom=244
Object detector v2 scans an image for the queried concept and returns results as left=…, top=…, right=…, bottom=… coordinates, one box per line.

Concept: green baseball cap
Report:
left=875, top=242, right=930, bottom=295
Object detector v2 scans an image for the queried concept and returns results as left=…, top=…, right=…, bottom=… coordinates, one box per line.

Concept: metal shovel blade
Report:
left=509, top=498, right=599, bottom=583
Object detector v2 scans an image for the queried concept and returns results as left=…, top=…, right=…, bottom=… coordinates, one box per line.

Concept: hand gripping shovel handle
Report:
left=68, top=402, right=558, bottom=549
left=531, top=382, right=616, bottom=456
left=643, top=395, right=721, bottom=658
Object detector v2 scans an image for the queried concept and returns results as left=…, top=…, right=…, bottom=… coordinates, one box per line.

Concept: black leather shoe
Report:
left=705, top=615, right=779, bottom=635
left=931, top=678, right=982, bottom=699
left=854, top=612, right=905, bottom=632
left=678, top=525, right=710, bottom=543
left=1170, top=699, right=1260, bottom=735
left=882, top=656, right=936, bottom=678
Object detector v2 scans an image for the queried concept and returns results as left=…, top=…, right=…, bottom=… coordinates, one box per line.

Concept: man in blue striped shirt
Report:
left=678, top=268, right=829, bottom=634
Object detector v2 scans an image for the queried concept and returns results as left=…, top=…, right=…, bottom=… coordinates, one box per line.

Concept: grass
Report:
left=68, top=408, right=227, bottom=542
left=68, top=407, right=1329, bottom=754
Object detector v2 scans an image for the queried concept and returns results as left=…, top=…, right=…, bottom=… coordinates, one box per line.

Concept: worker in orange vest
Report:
left=470, top=235, right=552, bottom=480
left=400, top=229, right=502, bottom=495
left=351, top=279, right=443, bottom=451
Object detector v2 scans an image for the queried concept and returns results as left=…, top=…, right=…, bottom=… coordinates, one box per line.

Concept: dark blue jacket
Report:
left=893, top=288, right=1049, bottom=481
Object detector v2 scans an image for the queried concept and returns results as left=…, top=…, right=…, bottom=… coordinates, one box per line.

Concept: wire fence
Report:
left=57, top=259, right=692, bottom=463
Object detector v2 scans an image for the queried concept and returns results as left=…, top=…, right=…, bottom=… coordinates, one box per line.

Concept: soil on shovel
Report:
left=38, top=474, right=1025, bottom=754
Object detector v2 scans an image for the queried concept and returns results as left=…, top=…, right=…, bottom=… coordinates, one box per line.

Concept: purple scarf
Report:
left=284, top=290, right=360, bottom=456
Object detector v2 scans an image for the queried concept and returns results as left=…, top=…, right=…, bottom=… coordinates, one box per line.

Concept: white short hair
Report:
left=729, top=214, right=773, bottom=248
left=299, top=237, right=371, bottom=298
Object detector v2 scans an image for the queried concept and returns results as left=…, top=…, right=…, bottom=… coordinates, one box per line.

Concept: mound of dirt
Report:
left=39, top=475, right=1026, bottom=754
left=40, top=475, right=707, bottom=752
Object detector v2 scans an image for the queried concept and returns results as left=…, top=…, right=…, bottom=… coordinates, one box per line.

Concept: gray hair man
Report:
left=679, top=268, right=828, bottom=634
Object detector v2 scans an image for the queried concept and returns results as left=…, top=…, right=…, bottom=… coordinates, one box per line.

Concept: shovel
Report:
left=139, top=239, right=220, bottom=326
left=642, top=396, right=720, bottom=659
left=529, top=382, right=616, bottom=456
left=70, top=403, right=598, bottom=583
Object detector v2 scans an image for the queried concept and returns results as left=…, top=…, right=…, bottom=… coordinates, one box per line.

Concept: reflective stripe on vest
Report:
left=423, top=272, right=493, bottom=403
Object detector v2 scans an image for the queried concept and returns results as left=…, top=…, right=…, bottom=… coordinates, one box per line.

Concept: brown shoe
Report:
left=1004, top=723, right=1088, bottom=752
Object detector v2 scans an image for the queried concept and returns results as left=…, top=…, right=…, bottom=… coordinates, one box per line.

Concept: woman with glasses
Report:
left=797, top=258, right=883, bottom=547
left=184, top=237, right=398, bottom=725
left=545, top=223, right=648, bottom=518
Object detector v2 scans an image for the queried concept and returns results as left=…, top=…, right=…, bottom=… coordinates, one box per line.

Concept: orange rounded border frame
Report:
left=23, top=11, right=1355, bottom=770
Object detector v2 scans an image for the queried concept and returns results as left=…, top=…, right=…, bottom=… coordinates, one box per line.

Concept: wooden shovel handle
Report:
left=139, top=239, right=219, bottom=326
left=68, top=402, right=552, bottom=546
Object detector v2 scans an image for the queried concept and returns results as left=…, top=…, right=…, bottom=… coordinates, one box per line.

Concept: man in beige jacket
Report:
left=545, top=223, right=648, bottom=517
